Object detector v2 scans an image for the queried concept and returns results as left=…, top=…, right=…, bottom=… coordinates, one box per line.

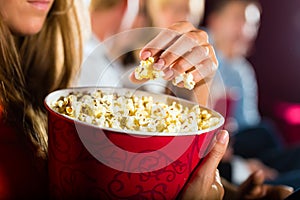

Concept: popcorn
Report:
left=110, top=117, right=121, bottom=129
left=51, top=89, right=220, bottom=133
left=184, top=73, right=196, bottom=90
left=134, top=57, right=196, bottom=90
left=138, top=117, right=150, bottom=126
left=134, top=57, right=163, bottom=80
left=125, top=116, right=136, bottom=130
left=172, top=72, right=196, bottom=90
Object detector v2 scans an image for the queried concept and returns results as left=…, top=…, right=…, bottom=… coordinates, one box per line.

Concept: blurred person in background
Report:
left=76, top=0, right=131, bottom=87
left=77, top=0, right=157, bottom=90
left=203, top=0, right=263, bottom=137
left=202, top=0, right=300, bottom=189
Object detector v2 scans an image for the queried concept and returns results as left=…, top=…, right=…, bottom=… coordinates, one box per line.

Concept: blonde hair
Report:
left=0, top=0, right=82, bottom=158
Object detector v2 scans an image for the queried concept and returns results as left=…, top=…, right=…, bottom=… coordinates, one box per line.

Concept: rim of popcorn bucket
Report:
left=44, top=86, right=224, bottom=136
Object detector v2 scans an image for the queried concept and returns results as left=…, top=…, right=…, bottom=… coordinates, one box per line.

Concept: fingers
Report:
left=189, top=59, right=217, bottom=83
left=238, top=170, right=266, bottom=199
left=263, top=167, right=278, bottom=181
left=239, top=170, right=265, bottom=191
left=146, top=32, right=214, bottom=79
left=170, top=45, right=210, bottom=74
left=251, top=170, right=266, bottom=185
left=249, top=170, right=292, bottom=200
left=157, top=31, right=209, bottom=70
left=140, top=22, right=196, bottom=59
left=247, top=159, right=279, bottom=181
left=266, top=185, right=294, bottom=200
left=132, top=21, right=218, bottom=86
left=129, top=71, right=148, bottom=84
left=238, top=170, right=294, bottom=200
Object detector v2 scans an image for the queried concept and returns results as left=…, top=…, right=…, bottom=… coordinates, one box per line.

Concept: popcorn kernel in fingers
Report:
left=184, top=73, right=196, bottom=90
left=172, top=72, right=196, bottom=90
left=172, top=74, right=184, bottom=85
left=135, top=57, right=196, bottom=90
left=134, top=57, right=163, bottom=80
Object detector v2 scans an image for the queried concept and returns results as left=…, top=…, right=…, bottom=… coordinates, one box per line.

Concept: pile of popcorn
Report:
left=135, top=57, right=196, bottom=90
left=51, top=90, right=220, bottom=133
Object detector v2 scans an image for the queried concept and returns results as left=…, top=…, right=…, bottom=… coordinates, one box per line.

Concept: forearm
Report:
left=193, top=78, right=213, bottom=106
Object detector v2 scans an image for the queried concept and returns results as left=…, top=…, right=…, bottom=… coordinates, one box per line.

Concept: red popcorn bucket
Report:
left=44, top=87, right=224, bottom=199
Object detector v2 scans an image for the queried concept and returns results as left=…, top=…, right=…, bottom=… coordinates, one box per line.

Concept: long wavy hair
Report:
left=0, top=0, right=82, bottom=159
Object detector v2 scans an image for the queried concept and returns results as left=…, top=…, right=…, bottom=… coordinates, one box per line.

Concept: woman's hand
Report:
left=179, top=130, right=229, bottom=200
left=130, top=21, right=218, bottom=105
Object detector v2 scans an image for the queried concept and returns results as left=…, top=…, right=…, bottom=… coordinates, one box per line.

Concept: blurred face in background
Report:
left=154, top=0, right=189, bottom=27
left=89, top=0, right=128, bottom=40
left=147, top=0, right=204, bottom=28
left=0, top=0, right=54, bottom=35
left=210, top=1, right=261, bottom=57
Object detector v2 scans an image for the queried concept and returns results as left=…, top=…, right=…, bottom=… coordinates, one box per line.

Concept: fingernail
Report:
left=216, top=131, right=228, bottom=144
left=204, top=46, right=210, bottom=56
left=255, top=169, right=264, bottom=177
left=164, top=69, right=174, bottom=80
left=153, top=59, right=165, bottom=70
left=212, top=63, right=218, bottom=71
left=283, top=186, right=294, bottom=193
left=140, top=51, right=152, bottom=60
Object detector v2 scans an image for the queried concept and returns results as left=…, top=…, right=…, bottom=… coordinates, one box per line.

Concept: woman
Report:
left=0, top=0, right=82, bottom=198
left=0, top=0, right=219, bottom=198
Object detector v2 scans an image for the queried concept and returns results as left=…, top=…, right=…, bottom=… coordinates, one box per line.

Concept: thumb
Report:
left=179, top=130, right=229, bottom=200
left=200, top=130, right=229, bottom=174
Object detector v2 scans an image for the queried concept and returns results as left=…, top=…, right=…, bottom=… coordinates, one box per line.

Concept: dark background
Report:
left=249, top=0, right=300, bottom=144
left=250, top=0, right=300, bottom=109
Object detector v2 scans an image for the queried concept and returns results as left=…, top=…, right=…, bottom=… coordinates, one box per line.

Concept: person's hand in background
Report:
left=246, top=158, right=278, bottom=181
left=223, top=170, right=293, bottom=200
